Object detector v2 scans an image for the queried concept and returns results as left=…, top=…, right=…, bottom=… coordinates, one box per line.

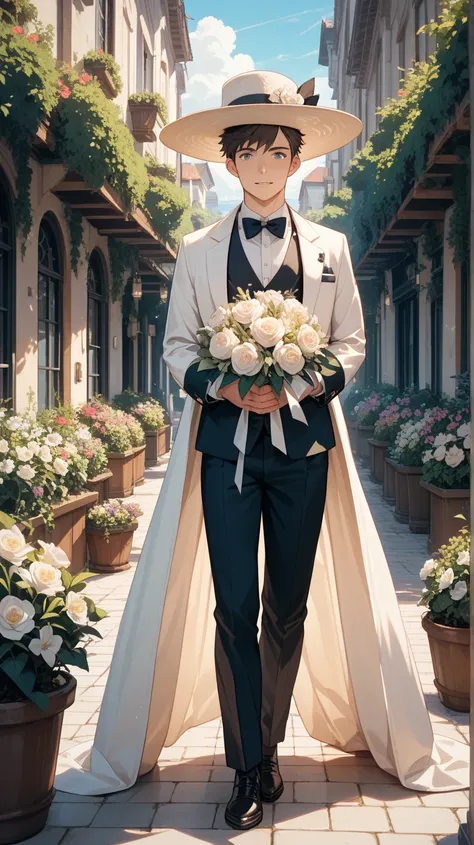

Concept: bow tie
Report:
left=242, top=216, right=287, bottom=240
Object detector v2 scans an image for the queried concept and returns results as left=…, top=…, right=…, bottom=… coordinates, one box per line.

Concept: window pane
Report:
left=38, top=369, right=47, bottom=410
left=38, top=274, right=47, bottom=320
left=38, top=320, right=47, bottom=367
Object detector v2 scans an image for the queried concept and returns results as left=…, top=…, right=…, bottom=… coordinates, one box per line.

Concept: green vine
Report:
left=145, top=175, right=190, bottom=244
left=64, top=203, right=84, bottom=276
left=420, top=222, right=443, bottom=300
left=108, top=238, right=139, bottom=303
left=144, top=153, right=176, bottom=183
left=448, top=146, right=470, bottom=266
left=83, top=49, right=123, bottom=95
left=0, top=0, right=37, bottom=24
left=304, top=188, right=353, bottom=237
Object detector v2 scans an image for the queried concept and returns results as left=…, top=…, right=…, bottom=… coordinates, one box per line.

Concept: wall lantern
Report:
left=385, top=294, right=391, bottom=307
left=131, top=274, right=142, bottom=299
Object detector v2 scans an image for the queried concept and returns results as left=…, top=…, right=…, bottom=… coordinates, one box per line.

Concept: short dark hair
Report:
left=220, top=124, right=304, bottom=161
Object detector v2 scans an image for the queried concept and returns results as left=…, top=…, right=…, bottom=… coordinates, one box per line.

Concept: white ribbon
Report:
left=233, top=374, right=310, bottom=492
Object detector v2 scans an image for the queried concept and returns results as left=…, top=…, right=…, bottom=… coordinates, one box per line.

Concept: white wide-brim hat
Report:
left=159, top=70, right=362, bottom=162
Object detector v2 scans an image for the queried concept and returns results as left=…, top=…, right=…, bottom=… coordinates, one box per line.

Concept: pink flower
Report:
left=12, top=25, right=24, bottom=34
left=33, top=486, right=44, bottom=498
left=59, top=85, right=71, bottom=99
left=79, top=72, right=92, bottom=85
left=427, top=436, right=434, bottom=443
left=27, top=33, right=40, bottom=42
left=414, top=409, right=422, bottom=417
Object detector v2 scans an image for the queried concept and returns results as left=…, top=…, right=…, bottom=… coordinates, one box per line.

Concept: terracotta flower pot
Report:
left=107, top=450, right=135, bottom=498
left=420, top=481, right=470, bottom=553
left=368, top=439, right=390, bottom=484
left=86, top=469, right=113, bottom=504
left=132, top=445, right=146, bottom=487
left=382, top=456, right=396, bottom=505
left=356, top=424, right=374, bottom=465
left=83, top=61, right=117, bottom=98
left=147, top=425, right=171, bottom=461
left=86, top=522, right=138, bottom=573
left=405, top=468, right=430, bottom=534
left=422, top=615, right=470, bottom=712
left=0, top=673, right=76, bottom=845
left=128, top=101, right=159, bottom=142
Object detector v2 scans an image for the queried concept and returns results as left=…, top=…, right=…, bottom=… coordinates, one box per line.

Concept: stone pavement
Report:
left=23, top=455, right=470, bottom=845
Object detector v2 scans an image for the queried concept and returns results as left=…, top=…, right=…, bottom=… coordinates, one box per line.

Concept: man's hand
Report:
left=218, top=381, right=286, bottom=414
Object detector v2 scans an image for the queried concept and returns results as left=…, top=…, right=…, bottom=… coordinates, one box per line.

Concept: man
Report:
left=161, top=70, right=365, bottom=830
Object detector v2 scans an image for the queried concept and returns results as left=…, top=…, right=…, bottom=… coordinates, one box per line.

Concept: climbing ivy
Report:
left=108, top=238, right=140, bottom=303
left=64, top=203, right=84, bottom=276
left=448, top=146, right=470, bottom=267
left=304, top=188, right=353, bottom=237
left=420, top=222, right=443, bottom=300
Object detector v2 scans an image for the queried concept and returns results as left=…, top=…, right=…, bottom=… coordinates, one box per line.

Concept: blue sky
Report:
left=182, top=1, right=335, bottom=203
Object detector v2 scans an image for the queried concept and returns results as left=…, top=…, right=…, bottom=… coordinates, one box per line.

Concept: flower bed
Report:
left=113, top=391, right=169, bottom=466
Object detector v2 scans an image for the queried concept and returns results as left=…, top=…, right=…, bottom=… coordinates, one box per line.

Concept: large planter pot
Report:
left=86, top=522, right=138, bottom=573
left=392, top=461, right=416, bottom=525
left=165, top=423, right=172, bottom=453
left=382, top=456, right=396, bottom=505
left=132, top=445, right=146, bottom=487
left=83, top=61, right=117, bottom=98
left=421, top=615, right=470, bottom=712
left=107, top=450, right=135, bottom=498
left=420, top=481, right=471, bottom=553
left=368, top=439, right=390, bottom=484
left=16, top=491, right=98, bottom=575
left=356, top=425, right=374, bottom=465
left=405, top=467, right=430, bottom=534
left=128, top=101, right=160, bottom=142
left=0, top=673, right=76, bottom=844
left=85, top=469, right=113, bottom=505
left=145, top=425, right=171, bottom=464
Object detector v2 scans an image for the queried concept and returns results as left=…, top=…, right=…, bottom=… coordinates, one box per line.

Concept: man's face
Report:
left=225, top=129, right=301, bottom=201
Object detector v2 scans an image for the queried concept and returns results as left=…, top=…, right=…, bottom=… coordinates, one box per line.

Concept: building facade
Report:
left=298, top=166, right=330, bottom=213
left=181, top=162, right=215, bottom=208
left=319, top=0, right=469, bottom=399
left=0, top=0, right=191, bottom=412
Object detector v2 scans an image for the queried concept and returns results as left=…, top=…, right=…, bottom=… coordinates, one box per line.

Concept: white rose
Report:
left=457, top=423, right=470, bottom=438
left=297, top=323, right=323, bottom=357
left=422, top=450, right=433, bottom=464
left=37, top=540, right=71, bottom=569
left=63, top=441, right=77, bottom=455
left=0, top=459, right=14, bottom=474
left=433, top=433, right=448, bottom=447
left=420, top=559, right=436, bottom=580
left=75, top=427, right=91, bottom=441
left=254, top=290, right=285, bottom=307
left=0, top=440, right=9, bottom=454
left=66, top=592, right=89, bottom=626
left=439, top=567, right=455, bottom=590
left=53, top=457, right=68, bottom=476
left=463, top=435, right=471, bottom=450
left=268, top=86, right=304, bottom=105
left=20, top=561, right=63, bottom=596
left=208, top=305, right=229, bottom=328
left=250, top=317, right=285, bottom=348
left=46, top=432, right=62, bottom=447
left=282, top=299, right=310, bottom=325
left=28, top=624, right=63, bottom=668
left=231, top=299, right=264, bottom=325
left=17, top=464, right=35, bottom=481
left=38, top=445, right=52, bottom=463
left=6, top=416, right=21, bottom=431
left=231, top=342, right=264, bottom=376
left=0, top=525, right=34, bottom=564
left=27, top=441, right=40, bottom=456
left=449, top=580, right=468, bottom=602
left=0, top=596, right=35, bottom=641
left=445, top=445, right=464, bottom=468
left=457, top=550, right=470, bottom=568
left=433, top=445, right=446, bottom=462
left=209, top=327, right=240, bottom=361
left=16, top=446, right=33, bottom=462
left=273, top=340, right=305, bottom=375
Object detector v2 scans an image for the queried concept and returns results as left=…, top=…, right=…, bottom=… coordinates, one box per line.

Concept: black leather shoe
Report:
left=224, top=766, right=263, bottom=830
left=261, top=745, right=284, bottom=802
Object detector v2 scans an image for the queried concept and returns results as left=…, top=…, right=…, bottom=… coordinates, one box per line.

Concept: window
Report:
left=0, top=171, right=14, bottom=404
left=97, top=0, right=114, bottom=53
left=38, top=217, right=63, bottom=410
left=87, top=251, right=109, bottom=399
left=356, top=88, right=363, bottom=150
left=430, top=246, right=443, bottom=395
left=375, top=43, right=382, bottom=126
left=415, top=0, right=428, bottom=63
left=393, top=260, right=419, bottom=391
left=460, top=262, right=470, bottom=373
left=398, top=26, right=406, bottom=79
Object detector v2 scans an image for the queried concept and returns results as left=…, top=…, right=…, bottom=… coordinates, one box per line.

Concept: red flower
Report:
left=11, top=25, right=24, bottom=34
left=56, top=416, right=68, bottom=425
left=27, top=33, right=40, bottom=42
left=79, top=72, right=92, bottom=85
left=59, top=85, right=71, bottom=99
left=61, top=449, right=70, bottom=460
left=96, top=49, right=104, bottom=54
left=398, top=88, right=405, bottom=96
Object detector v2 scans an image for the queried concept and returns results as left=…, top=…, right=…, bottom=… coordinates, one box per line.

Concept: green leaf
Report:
left=70, top=571, right=100, bottom=588
left=268, top=370, right=283, bottom=397
left=197, top=358, right=218, bottom=372
left=0, top=511, right=15, bottom=529
left=57, top=647, right=89, bottom=671
left=221, top=371, right=239, bottom=389
left=238, top=375, right=257, bottom=399
left=80, top=625, right=103, bottom=639
left=0, top=642, right=14, bottom=661
left=61, top=569, right=73, bottom=590
left=197, top=348, right=212, bottom=359
left=45, top=596, right=65, bottom=613
left=40, top=611, right=60, bottom=620
left=0, top=655, right=49, bottom=710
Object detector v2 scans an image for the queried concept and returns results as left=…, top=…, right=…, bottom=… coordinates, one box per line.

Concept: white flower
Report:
left=38, top=445, right=53, bottom=463
left=208, top=305, right=229, bottom=329
left=37, top=540, right=71, bottom=569
left=75, top=427, right=91, bottom=442
left=209, top=327, right=240, bottom=361
left=0, top=596, right=35, bottom=641
left=281, top=299, right=310, bottom=325
left=433, top=445, right=446, bottom=462
left=297, top=323, right=323, bottom=357
left=46, top=432, right=62, bottom=447
left=449, top=580, right=468, bottom=602
left=273, top=340, right=305, bottom=375
left=439, top=567, right=455, bottom=590
left=433, top=433, right=448, bottom=447
left=0, top=525, right=34, bottom=564
left=457, top=423, right=470, bottom=438
left=420, top=559, right=436, bottom=580
left=232, top=299, right=264, bottom=326
left=268, top=86, right=304, bottom=105
left=457, top=550, right=470, bottom=568
left=28, top=625, right=63, bottom=668
left=422, top=450, right=433, bottom=464
left=16, top=446, right=34, bottom=462
left=17, top=464, right=35, bottom=481
left=231, top=342, right=264, bottom=376
left=0, top=439, right=9, bottom=454
left=250, top=316, right=285, bottom=348
left=445, top=445, right=464, bottom=468
left=66, top=592, right=89, bottom=626
left=52, top=457, right=68, bottom=476
left=63, top=441, right=77, bottom=456
left=254, top=290, right=284, bottom=307
left=463, top=435, right=471, bottom=450
left=20, top=561, right=63, bottom=596
left=0, top=458, right=14, bottom=474
left=27, top=441, right=40, bottom=456
left=6, top=416, right=21, bottom=431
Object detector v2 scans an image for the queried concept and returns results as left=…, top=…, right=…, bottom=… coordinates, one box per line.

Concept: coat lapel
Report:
left=205, top=205, right=240, bottom=308
left=290, top=209, right=324, bottom=318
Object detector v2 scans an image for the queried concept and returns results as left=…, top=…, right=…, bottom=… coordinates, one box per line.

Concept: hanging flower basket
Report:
left=128, top=92, right=167, bottom=142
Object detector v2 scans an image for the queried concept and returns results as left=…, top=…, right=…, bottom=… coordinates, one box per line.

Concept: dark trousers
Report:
left=200, top=425, right=329, bottom=772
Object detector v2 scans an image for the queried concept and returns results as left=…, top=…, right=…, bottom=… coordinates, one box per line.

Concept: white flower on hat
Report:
left=28, top=625, right=63, bottom=668
left=268, top=86, right=304, bottom=105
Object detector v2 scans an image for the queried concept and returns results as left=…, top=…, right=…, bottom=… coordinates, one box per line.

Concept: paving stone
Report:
left=420, top=790, right=469, bottom=808
left=90, top=802, right=156, bottom=827
left=279, top=764, right=326, bottom=781
left=361, top=784, right=423, bottom=806
left=171, top=782, right=230, bottom=803
left=142, top=765, right=212, bottom=782
left=378, top=836, right=436, bottom=845
left=294, top=781, right=360, bottom=804
left=12, top=828, right=67, bottom=845
left=47, top=802, right=100, bottom=826
left=388, top=807, right=460, bottom=834
left=275, top=834, right=377, bottom=845
left=274, top=803, right=330, bottom=829
left=330, top=805, right=391, bottom=831
left=152, top=802, right=217, bottom=828
left=105, top=781, right=175, bottom=803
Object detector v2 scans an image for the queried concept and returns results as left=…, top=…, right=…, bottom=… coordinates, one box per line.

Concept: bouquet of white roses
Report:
left=193, top=288, right=339, bottom=399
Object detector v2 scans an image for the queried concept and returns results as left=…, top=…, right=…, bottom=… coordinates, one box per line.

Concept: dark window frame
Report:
left=0, top=169, right=15, bottom=406
left=430, top=245, right=444, bottom=395
left=37, top=215, right=63, bottom=410
left=415, top=0, right=428, bottom=63
left=96, top=0, right=114, bottom=53
left=87, top=250, right=109, bottom=401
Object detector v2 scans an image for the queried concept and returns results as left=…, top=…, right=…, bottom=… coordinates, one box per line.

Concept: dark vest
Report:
left=193, top=216, right=336, bottom=461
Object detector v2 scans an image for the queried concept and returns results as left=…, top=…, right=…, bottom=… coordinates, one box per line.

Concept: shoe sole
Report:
left=224, top=809, right=264, bottom=830
left=261, top=782, right=284, bottom=803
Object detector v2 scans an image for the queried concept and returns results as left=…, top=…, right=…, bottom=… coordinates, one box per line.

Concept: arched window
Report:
left=87, top=250, right=109, bottom=399
left=0, top=170, right=14, bottom=403
left=38, top=217, right=63, bottom=409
